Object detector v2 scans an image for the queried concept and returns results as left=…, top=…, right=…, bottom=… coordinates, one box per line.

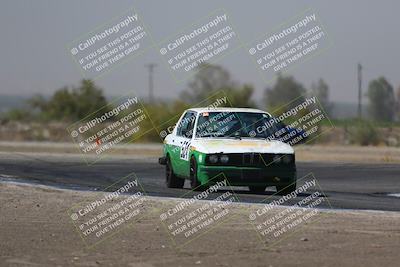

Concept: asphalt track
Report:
left=0, top=152, right=399, bottom=212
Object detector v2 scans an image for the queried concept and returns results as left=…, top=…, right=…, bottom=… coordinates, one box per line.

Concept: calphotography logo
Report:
left=67, top=7, right=152, bottom=79
left=67, top=94, right=155, bottom=164
left=159, top=173, right=240, bottom=248
left=68, top=173, right=149, bottom=248
left=157, top=9, right=241, bottom=82
left=155, top=90, right=233, bottom=141
left=246, top=8, right=332, bottom=83
left=248, top=173, right=332, bottom=248
left=253, top=94, right=335, bottom=162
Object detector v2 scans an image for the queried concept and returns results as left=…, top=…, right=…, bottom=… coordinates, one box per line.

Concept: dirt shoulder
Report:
left=1, top=141, right=400, bottom=164
left=295, top=145, right=400, bottom=163
left=1, top=182, right=399, bottom=267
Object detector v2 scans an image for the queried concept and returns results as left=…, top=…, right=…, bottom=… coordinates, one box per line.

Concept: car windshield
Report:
left=195, top=111, right=280, bottom=139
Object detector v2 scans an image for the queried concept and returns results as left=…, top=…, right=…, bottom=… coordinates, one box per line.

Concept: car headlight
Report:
left=273, top=155, right=282, bottom=163
left=209, top=155, right=218, bottom=163
left=220, top=155, right=229, bottom=163
left=283, top=155, right=292, bottom=164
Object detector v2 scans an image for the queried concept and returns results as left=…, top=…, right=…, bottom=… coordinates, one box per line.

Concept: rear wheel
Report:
left=276, top=182, right=296, bottom=195
left=248, top=185, right=267, bottom=194
left=166, top=156, right=184, bottom=188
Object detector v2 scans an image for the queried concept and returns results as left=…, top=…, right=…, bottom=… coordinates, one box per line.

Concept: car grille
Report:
left=205, top=153, right=295, bottom=167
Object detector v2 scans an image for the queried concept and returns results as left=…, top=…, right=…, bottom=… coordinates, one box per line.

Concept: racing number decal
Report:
left=180, top=140, right=190, bottom=161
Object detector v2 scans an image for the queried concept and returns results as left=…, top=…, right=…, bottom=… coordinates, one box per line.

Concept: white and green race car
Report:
left=158, top=108, right=297, bottom=194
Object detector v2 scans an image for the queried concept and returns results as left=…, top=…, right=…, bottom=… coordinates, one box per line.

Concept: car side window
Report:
left=176, top=111, right=196, bottom=138
left=185, top=113, right=196, bottom=138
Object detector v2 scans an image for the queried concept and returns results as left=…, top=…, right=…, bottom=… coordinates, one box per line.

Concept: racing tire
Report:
left=190, top=157, right=207, bottom=191
left=248, top=185, right=267, bottom=194
left=166, top=156, right=184, bottom=188
left=276, top=182, right=296, bottom=195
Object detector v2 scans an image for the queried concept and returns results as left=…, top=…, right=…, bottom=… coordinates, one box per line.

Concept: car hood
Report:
left=192, top=138, right=294, bottom=154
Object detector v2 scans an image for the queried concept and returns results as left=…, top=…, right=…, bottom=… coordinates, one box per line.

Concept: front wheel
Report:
left=248, top=185, right=267, bottom=194
left=166, top=156, right=184, bottom=188
left=190, top=157, right=207, bottom=191
left=276, top=182, right=296, bottom=195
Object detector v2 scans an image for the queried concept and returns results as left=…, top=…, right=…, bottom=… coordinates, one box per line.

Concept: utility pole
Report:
left=357, top=63, right=362, bottom=119
left=145, top=63, right=157, bottom=103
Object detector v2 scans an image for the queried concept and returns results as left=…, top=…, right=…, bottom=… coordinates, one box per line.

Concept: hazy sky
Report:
left=0, top=0, right=399, bottom=103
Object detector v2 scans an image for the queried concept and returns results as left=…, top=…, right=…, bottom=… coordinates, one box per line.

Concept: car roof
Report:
left=187, top=107, right=269, bottom=114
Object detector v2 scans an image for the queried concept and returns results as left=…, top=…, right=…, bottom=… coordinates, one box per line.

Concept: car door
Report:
left=173, top=111, right=197, bottom=177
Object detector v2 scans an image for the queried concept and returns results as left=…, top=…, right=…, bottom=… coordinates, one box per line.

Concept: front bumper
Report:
left=198, top=165, right=296, bottom=186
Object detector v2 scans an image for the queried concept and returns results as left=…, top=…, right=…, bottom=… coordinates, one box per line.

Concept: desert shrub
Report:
left=348, top=121, right=381, bottom=146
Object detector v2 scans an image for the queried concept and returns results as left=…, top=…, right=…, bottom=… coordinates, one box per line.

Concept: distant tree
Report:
left=29, top=79, right=109, bottom=121
left=46, top=87, right=77, bottom=120
left=396, top=86, right=400, bottom=121
left=311, top=78, right=332, bottom=115
left=2, top=108, right=32, bottom=122
left=264, top=74, right=306, bottom=111
left=28, top=94, right=48, bottom=112
left=366, top=77, right=395, bottom=122
left=227, top=84, right=255, bottom=107
left=348, top=120, right=380, bottom=146
left=72, top=79, right=108, bottom=119
left=181, top=63, right=256, bottom=107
